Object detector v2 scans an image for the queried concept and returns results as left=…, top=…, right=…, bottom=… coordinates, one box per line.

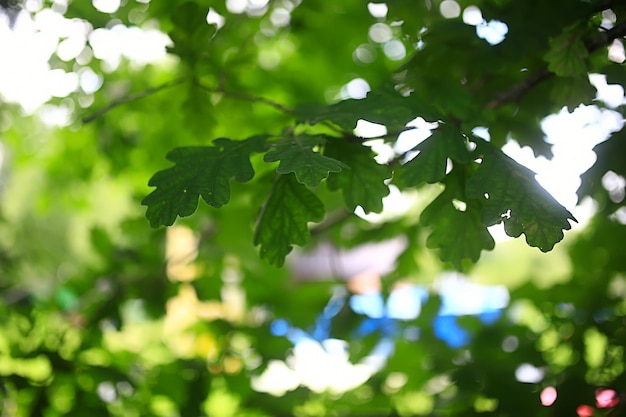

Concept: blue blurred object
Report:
left=354, top=316, right=398, bottom=338
left=269, top=278, right=509, bottom=369
left=270, top=318, right=290, bottom=336
left=433, top=315, right=471, bottom=348
left=350, top=292, right=385, bottom=318
left=478, top=310, right=502, bottom=325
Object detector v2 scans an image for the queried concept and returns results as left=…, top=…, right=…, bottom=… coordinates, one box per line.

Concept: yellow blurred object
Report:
left=166, top=226, right=200, bottom=282
left=223, top=356, right=243, bottom=374
left=195, top=332, right=220, bottom=361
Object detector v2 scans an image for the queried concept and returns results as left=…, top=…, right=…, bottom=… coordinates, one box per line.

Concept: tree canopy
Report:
left=1, top=0, right=626, bottom=416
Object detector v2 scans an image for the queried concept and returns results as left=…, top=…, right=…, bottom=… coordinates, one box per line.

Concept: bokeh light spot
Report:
left=78, top=67, right=102, bottom=94
left=206, top=8, right=225, bottom=29
left=463, top=6, right=483, bottom=26
left=515, top=363, right=544, bottom=383
left=367, top=3, right=388, bottom=19
left=270, top=8, right=290, bottom=27
left=368, top=23, right=392, bottom=43
left=502, top=335, right=519, bottom=352
left=354, top=43, right=377, bottom=64
left=608, top=39, right=625, bottom=63
left=540, top=386, right=557, bottom=406
left=226, top=0, right=247, bottom=14
left=476, top=20, right=508, bottom=45
left=596, top=388, right=619, bottom=408
left=576, top=404, right=595, bottom=417
left=342, top=78, right=371, bottom=99
left=92, top=0, right=120, bottom=14
left=383, top=39, right=406, bottom=60
left=440, top=0, right=460, bottom=18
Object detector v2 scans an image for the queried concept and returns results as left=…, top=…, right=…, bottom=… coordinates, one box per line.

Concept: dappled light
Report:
left=476, top=20, right=508, bottom=45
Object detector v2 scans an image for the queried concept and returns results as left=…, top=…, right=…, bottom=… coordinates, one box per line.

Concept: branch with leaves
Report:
left=487, top=20, right=626, bottom=108
left=142, top=86, right=578, bottom=268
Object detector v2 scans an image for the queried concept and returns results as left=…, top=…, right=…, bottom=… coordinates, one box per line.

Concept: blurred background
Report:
left=0, top=0, right=625, bottom=416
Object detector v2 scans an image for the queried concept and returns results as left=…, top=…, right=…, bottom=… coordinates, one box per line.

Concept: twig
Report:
left=585, top=20, right=626, bottom=52
left=486, top=69, right=552, bottom=109
left=487, top=20, right=626, bottom=109
left=81, top=78, right=186, bottom=123
left=195, top=80, right=295, bottom=114
left=310, top=209, right=353, bottom=236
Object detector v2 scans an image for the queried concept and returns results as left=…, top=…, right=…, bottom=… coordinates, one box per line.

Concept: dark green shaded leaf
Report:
left=466, top=140, right=576, bottom=251
left=142, top=136, right=268, bottom=227
left=296, top=87, right=428, bottom=131
left=396, top=124, right=471, bottom=187
left=544, top=26, right=589, bottom=77
left=264, top=135, right=347, bottom=187
left=549, top=76, right=595, bottom=111
left=325, top=140, right=391, bottom=213
left=420, top=179, right=495, bottom=269
left=167, top=2, right=216, bottom=64
left=578, top=127, right=626, bottom=206
left=254, top=174, right=325, bottom=266
left=171, top=2, right=207, bottom=32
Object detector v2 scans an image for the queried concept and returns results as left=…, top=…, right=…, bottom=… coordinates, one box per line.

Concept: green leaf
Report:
left=296, top=86, right=430, bottom=131
left=254, top=174, right=325, bottom=266
left=142, top=136, right=268, bottom=227
left=264, top=135, right=347, bottom=187
left=544, top=26, right=589, bottom=77
left=325, top=140, right=391, bottom=214
left=396, top=124, right=471, bottom=187
left=167, top=2, right=216, bottom=64
left=420, top=179, right=495, bottom=269
left=171, top=2, right=208, bottom=33
left=466, top=141, right=576, bottom=251
left=549, top=76, right=595, bottom=111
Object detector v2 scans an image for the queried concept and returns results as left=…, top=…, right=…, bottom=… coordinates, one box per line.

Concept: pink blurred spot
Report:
left=595, top=388, right=619, bottom=408
left=576, top=404, right=594, bottom=417
left=540, top=386, right=557, bottom=406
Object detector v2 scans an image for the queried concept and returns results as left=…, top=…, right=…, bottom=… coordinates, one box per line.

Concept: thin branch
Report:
left=486, top=69, right=552, bottom=109
left=82, top=76, right=296, bottom=123
left=310, top=209, right=353, bottom=236
left=195, top=80, right=295, bottom=114
left=487, top=20, right=626, bottom=109
left=81, top=78, right=186, bottom=123
left=585, top=20, right=626, bottom=52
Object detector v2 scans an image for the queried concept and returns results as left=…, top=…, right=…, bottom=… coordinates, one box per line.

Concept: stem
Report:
left=81, top=78, right=186, bottom=123
left=195, top=80, right=295, bottom=114
left=82, top=77, right=296, bottom=123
